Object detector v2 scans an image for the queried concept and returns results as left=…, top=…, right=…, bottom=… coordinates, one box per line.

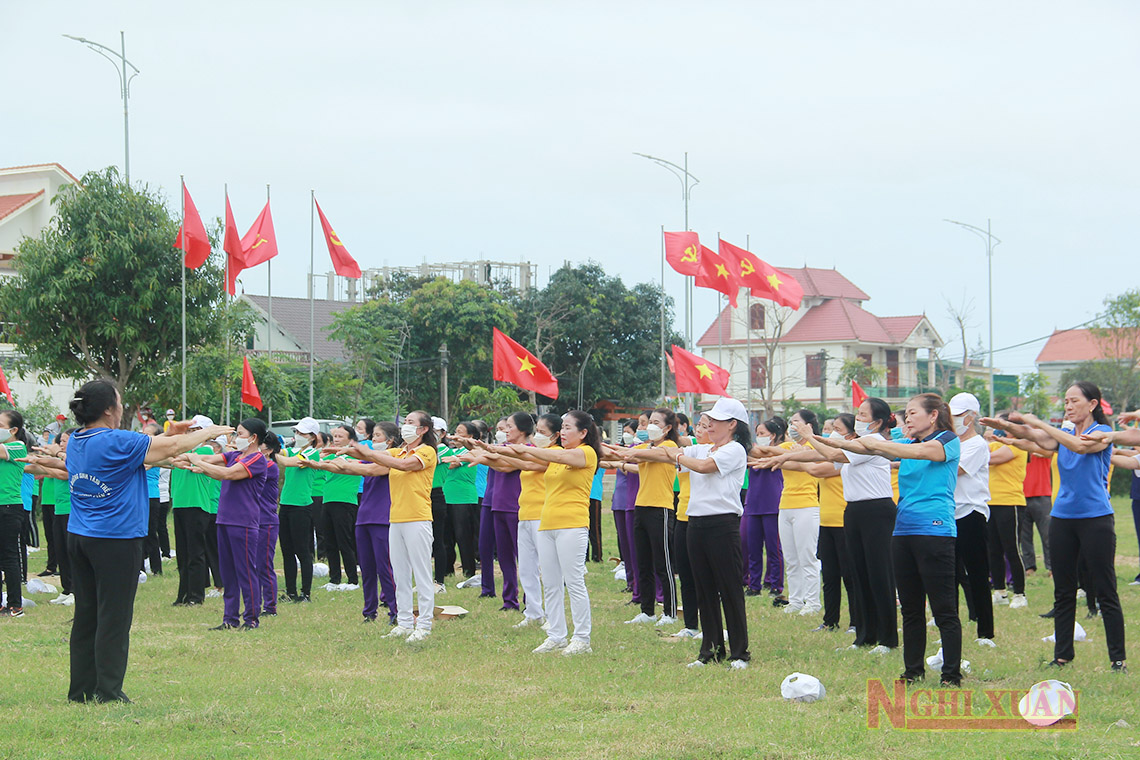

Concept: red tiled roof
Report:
left=0, top=163, right=82, bottom=185
left=778, top=267, right=870, bottom=301
left=697, top=300, right=926, bottom=347
left=1036, top=328, right=1140, bottom=364
left=878, top=315, right=925, bottom=342
left=0, top=190, right=45, bottom=222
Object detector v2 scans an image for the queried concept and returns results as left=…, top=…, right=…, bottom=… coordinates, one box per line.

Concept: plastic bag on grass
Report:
left=781, top=673, right=825, bottom=703
left=925, top=648, right=970, bottom=673
left=312, top=562, right=330, bottom=578
left=613, top=561, right=626, bottom=582
left=26, top=578, right=57, bottom=594
left=1042, top=622, right=1086, bottom=643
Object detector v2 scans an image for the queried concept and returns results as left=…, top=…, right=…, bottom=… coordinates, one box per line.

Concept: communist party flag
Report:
left=664, top=230, right=701, bottom=276
left=241, top=201, right=279, bottom=268
left=174, top=183, right=211, bottom=269
left=224, top=193, right=245, bottom=295
left=314, top=198, right=362, bottom=278
left=670, top=345, right=730, bottom=396
left=718, top=238, right=803, bottom=310
left=852, top=379, right=868, bottom=408
left=694, top=245, right=741, bottom=307
left=492, top=328, right=558, bottom=398
left=241, top=356, right=263, bottom=411
left=0, top=364, right=13, bottom=405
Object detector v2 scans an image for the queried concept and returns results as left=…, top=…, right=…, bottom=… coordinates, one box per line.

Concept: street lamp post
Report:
left=63, top=32, right=139, bottom=184
left=944, top=218, right=1002, bottom=417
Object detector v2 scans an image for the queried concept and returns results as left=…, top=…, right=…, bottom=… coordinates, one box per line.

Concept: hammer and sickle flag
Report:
left=719, top=238, right=803, bottom=310
left=240, top=201, right=280, bottom=268
left=315, top=198, right=362, bottom=278
left=664, top=230, right=702, bottom=276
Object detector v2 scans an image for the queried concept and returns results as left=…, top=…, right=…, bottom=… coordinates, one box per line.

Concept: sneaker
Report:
left=532, top=637, right=568, bottom=654
left=728, top=659, right=749, bottom=670
left=772, top=597, right=790, bottom=608
left=138, top=571, right=147, bottom=583
left=385, top=626, right=414, bottom=638
left=869, top=645, right=892, bottom=655
left=209, top=623, right=238, bottom=631
left=36, top=570, right=57, bottom=577
left=798, top=605, right=821, bottom=616
left=1046, top=659, right=1068, bottom=668
left=686, top=659, right=707, bottom=668
left=239, top=623, right=258, bottom=630
left=940, top=677, right=962, bottom=688
left=672, top=628, right=700, bottom=639
left=783, top=603, right=804, bottom=614
left=625, top=613, right=655, bottom=624
left=406, top=629, right=430, bottom=644
left=846, top=626, right=857, bottom=635
left=744, top=588, right=764, bottom=597
left=513, top=617, right=545, bottom=629
left=992, top=591, right=1009, bottom=606
left=1111, top=661, right=1128, bottom=673
left=293, top=595, right=311, bottom=603
left=1009, top=594, right=1028, bottom=609
left=975, top=638, right=997, bottom=648
left=206, top=588, right=223, bottom=598
left=811, top=624, right=839, bottom=632
left=898, top=671, right=924, bottom=684
left=1129, top=580, right=1140, bottom=586
left=1039, top=608, right=1056, bottom=619
left=434, top=583, right=447, bottom=594
left=5, top=607, right=24, bottom=618
left=56, top=593, right=74, bottom=606
left=562, top=639, right=592, bottom=656
left=655, top=615, right=677, bottom=627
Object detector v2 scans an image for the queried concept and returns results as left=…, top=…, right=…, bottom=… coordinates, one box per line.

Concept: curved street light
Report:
left=944, top=218, right=1002, bottom=416
left=63, top=32, right=140, bottom=184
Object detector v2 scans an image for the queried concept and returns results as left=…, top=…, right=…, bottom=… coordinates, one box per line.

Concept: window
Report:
left=750, top=356, right=767, bottom=389
left=749, top=303, right=765, bottom=331
left=857, top=353, right=872, bottom=367
left=805, top=353, right=825, bottom=388
left=886, top=349, right=899, bottom=388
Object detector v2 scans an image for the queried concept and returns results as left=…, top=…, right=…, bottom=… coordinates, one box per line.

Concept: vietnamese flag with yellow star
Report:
left=720, top=238, right=803, bottom=310
left=694, top=244, right=741, bottom=307
left=670, top=345, right=730, bottom=396
left=492, top=328, right=559, bottom=398
left=314, top=198, right=362, bottom=278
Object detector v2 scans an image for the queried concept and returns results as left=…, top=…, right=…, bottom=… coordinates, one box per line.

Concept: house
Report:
left=239, top=294, right=353, bottom=362
left=696, top=267, right=945, bottom=417
left=1035, top=328, right=1140, bottom=395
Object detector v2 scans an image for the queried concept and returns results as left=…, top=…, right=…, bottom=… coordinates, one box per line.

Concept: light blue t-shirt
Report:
left=67, top=427, right=152, bottom=539
left=590, top=467, right=604, bottom=501
left=895, top=430, right=959, bottom=538
left=21, top=473, right=34, bottom=511
left=146, top=467, right=161, bottom=499
left=1051, top=423, right=1113, bottom=519
left=475, top=463, right=488, bottom=499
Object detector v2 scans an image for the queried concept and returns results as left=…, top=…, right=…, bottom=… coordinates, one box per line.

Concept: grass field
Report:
left=4, top=498, right=1140, bottom=759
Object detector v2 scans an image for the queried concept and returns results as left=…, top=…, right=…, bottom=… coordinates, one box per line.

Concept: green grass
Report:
left=4, top=499, right=1140, bottom=759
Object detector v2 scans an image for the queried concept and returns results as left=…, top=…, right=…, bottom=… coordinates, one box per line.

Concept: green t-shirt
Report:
left=0, top=442, right=28, bottom=505
left=322, top=456, right=362, bottom=505
left=54, top=476, right=72, bottom=516
left=311, top=454, right=331, bottom=499
left=441, top=447, right=478, bottom=505
left=279, top=447, right=320, bottom=506
left=171, top=445, right=221, bottom=512
left=40, top=477, right=57, bottom=507
left=431, top=444, right=449, bottom=489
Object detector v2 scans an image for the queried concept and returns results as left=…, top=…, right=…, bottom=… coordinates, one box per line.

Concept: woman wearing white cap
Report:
left=273, top=417, right=322, bottom=602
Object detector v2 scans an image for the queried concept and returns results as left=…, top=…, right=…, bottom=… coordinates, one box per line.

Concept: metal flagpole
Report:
left=660, top=224, right=666, bottom=403
left=265, top=183, right=272, bottom=423
left=745, top=234, right=751, bottom=411
left=180, top=175, right=186, bottom=418
left=223, top=185, right=230, bottom=427
left=309, top=190, right=315, bottom=416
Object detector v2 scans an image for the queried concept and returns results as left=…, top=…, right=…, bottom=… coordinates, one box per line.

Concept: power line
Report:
left=987, top=315, right=1103, bottom=357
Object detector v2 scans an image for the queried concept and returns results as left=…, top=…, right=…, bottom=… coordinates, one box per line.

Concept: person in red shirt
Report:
left=1019, top=447, right=1054, bottom=576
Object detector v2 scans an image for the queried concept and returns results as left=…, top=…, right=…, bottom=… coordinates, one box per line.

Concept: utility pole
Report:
left=944, top=218, right=1001, bottom=417
left=439, top=342, right=450, bottom=421
left=64, top=32, right=139, bottom=184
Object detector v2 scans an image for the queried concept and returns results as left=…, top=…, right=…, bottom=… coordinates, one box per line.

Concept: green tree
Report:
left=0, top=389, right=62, bottom=436
left=326, top=299, right=400, bottom=412
left=1058, top=289, right=1140, bottom=410
left=1017, top=372, right=1054, bottom=418
left=0, top=167, right=225, bottom=424
left=454, top=385, right=530, bottom=424
left=837, top=357, right=885, bottom=387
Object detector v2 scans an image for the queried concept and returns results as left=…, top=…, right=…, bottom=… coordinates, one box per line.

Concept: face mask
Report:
left=374, top=441, right=389, bottom=451
left=828, top=431, right=843, bottom=441
left=756, top=436, right=771, bottom=447
left=789, top=427, right=802, bottom=442
left=636, top=430, right=649, bottom=442
left=495, top=430, right=508, bottom=444
left=622, top=432, right=637, bottom=446
left=646, top=424, right=664, bottom=441
left=233, top=436, right=250, bottom=451
left=401, top=424, right=419, bottom=443
left=0, top=429, right=11, bottom=444
left=1060, top=420, right=1076, bottom=434
left=854, top=420, right=872, bottom=437
left=532, top=433, right=552, bottom=448
left=952, top=415, right=970, bottom=436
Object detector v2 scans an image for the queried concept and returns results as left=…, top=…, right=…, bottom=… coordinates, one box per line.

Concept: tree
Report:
left=455, top=384, right=530, bottom=424
left=721, top=299, right=798, bottom=417
left=0, top=389, right=62, bottom=436
left=0, top=167, right=226, bottom=425
left=1067, top=289, right=1140, bottom=410
left=837, top=357, right=885, bottom=387
left=1017, top=372, right=1054, bottom=418
left=945, top=295, right=975, bottom=387
left=326, top=299, right=400, bottom=412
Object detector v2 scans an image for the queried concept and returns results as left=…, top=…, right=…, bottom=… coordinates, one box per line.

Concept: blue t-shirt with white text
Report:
left=66, top=428, right=152, bottom=539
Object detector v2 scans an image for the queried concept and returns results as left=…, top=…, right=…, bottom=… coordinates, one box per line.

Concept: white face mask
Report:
left=756, top=435, right=771, bottom=447
left=646, top=423, right=664, bottom=441
left=401, top=424, right=419, bottom=443
left=854, top=420, right=872, bottom=437
left=622, top=432, right=637, bottom=446
left=532, top=433, right=552, bottom=449
left=0, top=429, right=11, bottom=444
left=952, top=415, right=970, bottom=436
left=374, top=441, right=389, bottom=451
left=495, top=430, right=508, bottom=444
left=1060, top=420, right=1076, bottom=434
left=233, top=436, right=251, bottom=451
left=828, top=431, right=843, bottom=441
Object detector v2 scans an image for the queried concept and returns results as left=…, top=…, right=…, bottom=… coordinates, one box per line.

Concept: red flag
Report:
left=174, top=183, right=211, bottom=269
left=224, top=193, right=245, bottom=296
left=0, top=364, right=13, bottom=406
left=852, top=379, right=868, bottom=408
left=492, top=328, right=558, bottom=398
left=664, top=231, right=701, bottom=276
left=720, top=238, right=803, bottom=310
left=665, top=349, right=676, bottom=374
left=670, top=345, right=730, bottom=396
left=241, top=356, right=263, bottom=411
left=314, top=199, right=362, bottom=278
left=240, top=201, right=279, bottom=268
left=694, top=245, right=741, bottom=307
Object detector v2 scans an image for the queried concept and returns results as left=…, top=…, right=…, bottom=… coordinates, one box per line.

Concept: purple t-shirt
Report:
left=491, top=469, right=521, bottom=513
left=611, top=470, right=629, bottom=511
left=217, top=450, right=268, bottom=528
left=259, top=460, right=280, bottom=527
left=744, top=467, right=783, bottom=516
left=483, top=468, right=497, bottom=509
left=620, top=470, right=640, bottom=511
left=358, top=474, right=391, bottom=525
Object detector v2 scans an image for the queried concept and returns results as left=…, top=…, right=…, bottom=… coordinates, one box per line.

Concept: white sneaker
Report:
left=513, top=617, right=545, bottom=629
left=385, top=626, right=414, bottom=638
left=672, top=628, right=700, bottom=639
left=50, top=593, right=73, bottom=605
left=405, top=629, right=430, bottom=643
left=846, top=626, right=857, bottom=634
left=869, top=645, right=892, bottom=655
left=533, top=637, right=567, bottom=654
left=434, top=583, right=447, bottom=594
left=655, top=615, right=677, bottom=627
left=728, top=659, right=749, bottom=670
left=168, top=550, right=176, bottom=558
left=783, top=603, right=804, bottom=614
left=798, top=605, right=821, bottom=617
left=1009, top=593, right=1028, bottom=609
left=562, top=639, right=592, bottom=656
left=992, top=591, right=1009, bottom=606
left=625, top=613, right=655, bottom=624
left=206, top=588, right=222, bottom=598
left=686, top=659, right=706, bottom=668
left=1129, top=580, right=1140, bottom=586
left=137, top=571, right=147, bottom=583
left=976, top=637, right=997, bottom=648
left=322, top=582, right=340, bottom=591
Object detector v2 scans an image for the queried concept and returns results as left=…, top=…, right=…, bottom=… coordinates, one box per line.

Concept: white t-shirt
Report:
left=158, top=467, right=171, bottom=502
left=840, top=434, right=893, bottom=502
left=954, top=434, right=990, bottom=520
left=681, top=441, right=746, bottom=518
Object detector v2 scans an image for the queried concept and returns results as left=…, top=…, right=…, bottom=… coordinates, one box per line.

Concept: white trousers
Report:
left=389, top=521, right=435, bottom=631
left=517, top=519, right=545, bottom=621
left=778, top=507, right=820, bottom=609
left=537, top=527, right=591, bottom=643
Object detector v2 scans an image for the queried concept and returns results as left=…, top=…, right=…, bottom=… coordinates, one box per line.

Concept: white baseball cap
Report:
left=948, top=393, right=981, bottom=415
left=189, top=414, right=214, bottom=430
left=705, top=397, right=749, bottom=424
left=293, top=417, right=320, bottom=435
left=432, top=416, right=448, bottom=431
left=165, top=409, right=175, bottom=417
left=214, top=435, right=229, bottom=448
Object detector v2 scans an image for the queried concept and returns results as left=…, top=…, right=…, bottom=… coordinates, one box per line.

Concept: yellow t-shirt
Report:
left=634, top=440, right=678, bottom=509
left=518, top=461, right=548, bottom=522
left=677, top=471, right=691, bottom=521
left=1051, top=455, right=1060, bottom=502
left=988, top=441, right=1027, bottom=506
left=777, top=441, right=820, bottom=509
left=389, top=444, right=437, bottom=523
left=540, top=445, right=598, bottom=531
left=891, top=466, right=901, bottom=504
left=819, top=472, right=846, bottom=527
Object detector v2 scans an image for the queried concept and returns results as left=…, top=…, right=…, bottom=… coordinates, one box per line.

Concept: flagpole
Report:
left=224, top=184, right=231, bottom=428
left=180, top=174, right=187, bottom=418
left=745, top=233, right=751, bottom=413
left=265, top=183, right=272, bottom=423
left=309, top=190, right=315, bottom=416
left=659, top=225, right=666, bottom=404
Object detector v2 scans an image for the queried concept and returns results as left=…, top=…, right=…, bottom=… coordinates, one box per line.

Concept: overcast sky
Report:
left=7, top=1, right=1138, bottom=377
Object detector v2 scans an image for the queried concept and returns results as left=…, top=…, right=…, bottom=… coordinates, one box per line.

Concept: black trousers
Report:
left=955, top=511, right=994, bottom=639
left=0, top=504, right=23, bottom=609
left=673, top=518, right=699, bottom=631
left=42, top=499, right=57, bottom=573
left=449, top=502, right=479, bottom=578
left=1051, top=515, right=1126, bottom=663
left=322, top=501, right=359, bottom=584
left=634, top=506, right=676, bottom=617
left=987, top=505, right=1025, bottom=594
left=279, top=503, right=313, bottom=597
left=158, top=500, right=172, bottom=557
left=52, top=513, right=72, bottom=595
left=587, top=498, right=603, bottom=562
left=67, top=534, right=144, bottom=703
left=173, top=507, right=209, bottom=604
left=1019, top=496, right=1051, bottom=572
left=142, top=497, right=163, bottom=575
left=819, top=525, right=857, bottom=629
left=688, top=514, right=750, bottom=663
left=205, top=514, right=222, bottom=588
left=19, top=509, right=32, bottom=583
left=844, top=498, right=898, bottom=648
left=430, top=487, right=450, bottom=583
left=893, top=534, right=961, bottom=682
left=311, top=496, right=328, bottom=560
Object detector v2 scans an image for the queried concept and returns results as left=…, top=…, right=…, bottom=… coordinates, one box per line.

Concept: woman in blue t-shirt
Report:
left=985, top=381, right=1125, bottom=672
left=857, top=393, right=962, bottom=686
